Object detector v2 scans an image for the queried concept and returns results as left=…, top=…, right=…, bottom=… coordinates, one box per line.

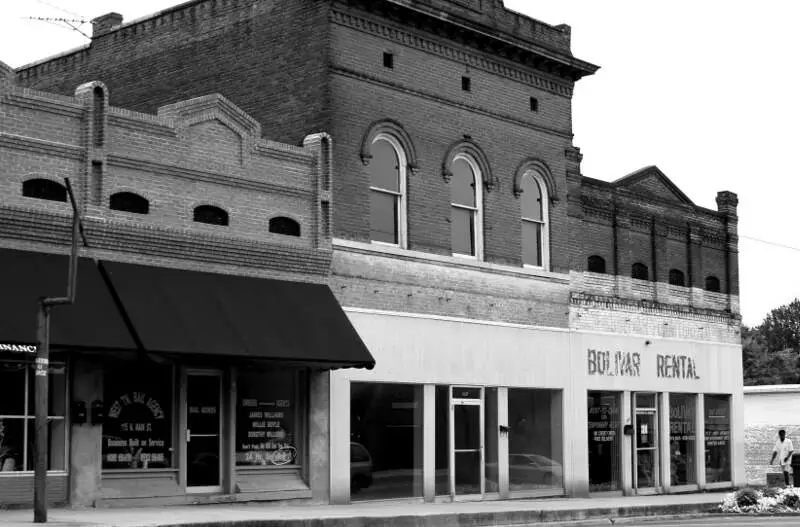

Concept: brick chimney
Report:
left=715, top=190, right=739, bottom=218
left=91, top=13, right=123, bottom=38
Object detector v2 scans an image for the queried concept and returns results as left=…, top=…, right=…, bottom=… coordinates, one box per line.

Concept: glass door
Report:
left=449, top=386, right=484, bottom=498
left=633, top=393, right=659, bottom=492
left=186, top=372, right=222, bottom=493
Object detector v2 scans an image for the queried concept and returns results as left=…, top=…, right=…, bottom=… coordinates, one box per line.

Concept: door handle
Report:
left=186, top=428, right=191, bottom=443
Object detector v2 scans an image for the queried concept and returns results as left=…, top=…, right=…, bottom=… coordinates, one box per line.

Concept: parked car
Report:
left=508, top=453, right=562, bottom=486
left=350, top=442, right=373, bottom=492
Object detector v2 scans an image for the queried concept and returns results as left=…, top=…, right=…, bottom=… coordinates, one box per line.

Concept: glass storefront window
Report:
left=587, top=391, right=622, bottom=492
left=236, top=370, right=300, bottom=467
left=102, top=363, right=173, bottom=470
left=484, top=388, right=499, bottom=493
left=508, top=388, right=563, bottom=492
left=350, top=382, right=423, bottom=500
left=435, top=385, right=449, bottom=496
left=0, top=354, right=67, bottom=472
left=704, top=394, right=731, bottom=483
left=669, top=394, right=697, bottom=486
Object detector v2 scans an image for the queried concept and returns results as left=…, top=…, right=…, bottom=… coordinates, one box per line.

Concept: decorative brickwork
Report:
left=0, top=64, right=332, bottom=281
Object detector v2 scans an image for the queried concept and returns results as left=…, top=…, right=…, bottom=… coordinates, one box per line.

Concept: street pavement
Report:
left=583, top=517, right=800, bottom=526
left=0, top=492, right=732, bottom=527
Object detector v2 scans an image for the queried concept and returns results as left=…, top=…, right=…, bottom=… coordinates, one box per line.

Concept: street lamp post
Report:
left=34, top=178, right=85, bottom=523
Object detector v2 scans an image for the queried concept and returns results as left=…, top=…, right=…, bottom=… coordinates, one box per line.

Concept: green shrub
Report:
left=783, top=493, right=800, bottom=509
left=735, top=488, right=760, bottom=508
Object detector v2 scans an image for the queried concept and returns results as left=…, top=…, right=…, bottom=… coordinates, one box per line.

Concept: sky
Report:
left=1, top=0, right=798, bottom=326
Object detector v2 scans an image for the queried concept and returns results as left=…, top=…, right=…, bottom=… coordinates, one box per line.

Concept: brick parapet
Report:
left=1, top=75, right=331, bottom=281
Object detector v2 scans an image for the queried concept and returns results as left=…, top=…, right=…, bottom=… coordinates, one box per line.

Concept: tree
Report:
left=742, top=298, right=800, bottom=386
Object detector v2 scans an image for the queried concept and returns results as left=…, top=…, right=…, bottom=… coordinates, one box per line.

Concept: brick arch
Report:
left=359, top=118, right=419, bottom=173
left=441, top=138, right=495, bottom=192
left=512, top=158, right=557, bottom=203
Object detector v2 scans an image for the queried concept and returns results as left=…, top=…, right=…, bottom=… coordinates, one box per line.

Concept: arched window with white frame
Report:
left=520, top=171, right=549, bottom=268
left=450, top=153, right=483, bottom=258
left=368, top=134, right=407, bottom=247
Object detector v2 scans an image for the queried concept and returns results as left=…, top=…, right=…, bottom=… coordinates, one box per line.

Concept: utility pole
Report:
left=34, top=178, right=86, bottom=523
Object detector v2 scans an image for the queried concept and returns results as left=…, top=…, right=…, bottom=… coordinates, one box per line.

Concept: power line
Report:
left=739, top=235, right=800, bottom=253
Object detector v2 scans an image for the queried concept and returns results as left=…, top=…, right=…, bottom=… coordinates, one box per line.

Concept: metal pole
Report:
left=33, top=177, right=84, bottom=523
left=33, top=302, right=50, bottom=523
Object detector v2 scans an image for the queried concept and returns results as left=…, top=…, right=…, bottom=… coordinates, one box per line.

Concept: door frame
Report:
left=183, top=368, right=224, bottom=494
left=449, top=385, right=485, bottom=501
left=632, top=392, right=660, bottom=494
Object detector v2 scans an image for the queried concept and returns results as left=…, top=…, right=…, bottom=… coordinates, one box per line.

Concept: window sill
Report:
left=334, top=238, right=568, bottom=284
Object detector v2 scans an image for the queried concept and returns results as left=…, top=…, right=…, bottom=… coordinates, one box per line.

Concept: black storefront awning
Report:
left=0, top=249, right=375, bottom=370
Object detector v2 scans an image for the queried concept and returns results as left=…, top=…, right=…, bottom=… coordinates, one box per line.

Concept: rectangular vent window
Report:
left=530, top=97, right=539, bottom=112
left=383, top=52, right=394, bottom=69
left=462, top=76, right=471, bottom=92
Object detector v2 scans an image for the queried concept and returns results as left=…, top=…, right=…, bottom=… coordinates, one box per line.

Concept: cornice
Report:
left=108, top=112, right=175, bottom=138
left=332, top=66, right=573, bottom=139
left=570, top=292, right=741, bottom=325
left=107, top=155, right=313, bottom=199
left=330, top=8, right=574, bottom=98
left=3, top=93, right=83, bottom=118
left=0, top=205, right=332, bottom=277
left=0, top=133, right=84, bottom=160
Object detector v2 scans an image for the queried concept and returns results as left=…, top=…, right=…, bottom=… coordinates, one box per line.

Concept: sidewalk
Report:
left=0, top=493, right=728, bottom=527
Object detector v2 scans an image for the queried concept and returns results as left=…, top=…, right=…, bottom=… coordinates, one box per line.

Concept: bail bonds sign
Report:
left=587, top=348, right=701, bottom=381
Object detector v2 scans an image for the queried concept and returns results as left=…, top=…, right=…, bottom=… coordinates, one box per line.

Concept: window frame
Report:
left=587, top=255, right=607, bottom=274
left=632, top=262, right=649, bottom=281
left=368, top=133, right=408, bottom=249
left=268, top=216, right=301, bottom=237
left=705, top=276, right=721, bottom=292
left=520, top=170, right=550, bottom=270
left=21, top=178, right=67, bottom=203
left=109, top=191, right=150, bottom=215
left=450, top=153, right=484, bottom=260
left=0, top=355, right=69, bottom=474
left=193, top=205, right=229, bottom=227
left=668, top=269, right=686, bottom=287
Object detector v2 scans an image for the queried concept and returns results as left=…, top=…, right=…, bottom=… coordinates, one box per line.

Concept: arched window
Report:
left=631, top=262, right=649, bottom=280
left=269, top=216, right=300, bottom=236
left=368, top=134, right=406, bottom=246
left=520, top=171, right=549, bottom=268
left=668, top=269, right=685, bottom=286
left=450, top=153, right=483, bottom=258
left=110, top=192, right=149, bottom=214
left=193, top=205, right=229, bottom=226
left=587, top=255, right=606, bottom=274
left=705, top=275, right=721, bottom=292
left=22, top=178, right=67, bottom=202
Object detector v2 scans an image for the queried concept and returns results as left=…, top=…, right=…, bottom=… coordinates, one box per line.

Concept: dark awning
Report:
left=0, top=249, right=137, bottom=351
left=0, top=249, right=375, bottom=370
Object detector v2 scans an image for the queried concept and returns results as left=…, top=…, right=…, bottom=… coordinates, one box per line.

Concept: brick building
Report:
left=0, top=60, right=373, bottom=507
left=12, top=0, right=743, bottom=504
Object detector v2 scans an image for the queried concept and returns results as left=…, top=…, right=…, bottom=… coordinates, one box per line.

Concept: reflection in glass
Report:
left=103, top=363, right=173, bottom=470
left=705, top=395, right=731, bottom=483
left=508, top=389, right=563, bottom=491
left=435, top=385, right=450, bottom=496
left=670, top=394, right=697, bottom=486
left=187, top=375, right=220, bottom=487
left=236, top=370, right=298, bottom=467
left=454, top=404, right=481, bottom=495
left=484, top=388, right=499, bottom=493
left=350, top=383, right=423, bottom=500
left=636, top=411, right=657, bottom=488
left=451, top=207, right=475, bottom=255
left=522, top=220, right=542, bottom=267
left=370, top=191, right=398, bottom=244
left=637, top=449, right=657, bottom=488
left=588, top=391, right=621, bottom=492
left=369, top=138, right=402, bottom=244
left=0, top=355, right=67, bottom=472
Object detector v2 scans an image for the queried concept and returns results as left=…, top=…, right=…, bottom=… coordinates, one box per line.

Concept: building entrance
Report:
left=633, top=392, right=660, bottom=493
left=185, top=371, right=223, bottom=493
left=450, top=386, right=484, bottom=498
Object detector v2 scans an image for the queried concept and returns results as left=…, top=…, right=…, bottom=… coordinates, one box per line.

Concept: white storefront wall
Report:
left=330, top=308, right=744, bottom=502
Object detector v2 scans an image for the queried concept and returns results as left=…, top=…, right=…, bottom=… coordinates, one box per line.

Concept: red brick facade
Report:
left=14, top=0, right=739, bottom=323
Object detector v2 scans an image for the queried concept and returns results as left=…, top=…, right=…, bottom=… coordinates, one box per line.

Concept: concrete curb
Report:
left=121, top=502, right=721, bottom=527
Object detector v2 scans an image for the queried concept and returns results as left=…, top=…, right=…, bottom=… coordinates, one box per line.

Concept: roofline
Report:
left=745, top=384, right=800, bottom=394
left=383, top=0, right=599, bottom=79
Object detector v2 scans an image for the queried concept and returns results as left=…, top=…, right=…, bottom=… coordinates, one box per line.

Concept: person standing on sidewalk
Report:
left=770, top=429, right=794, bottom=486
